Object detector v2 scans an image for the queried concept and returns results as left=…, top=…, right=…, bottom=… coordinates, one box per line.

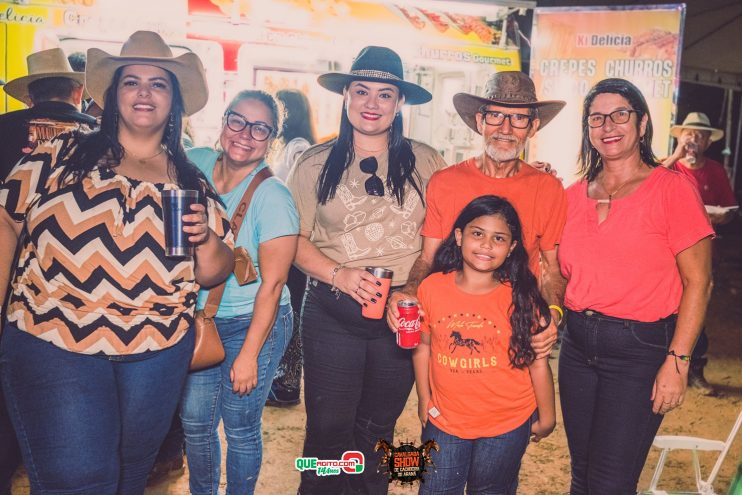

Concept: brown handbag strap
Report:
left=202, top=166, right=273, bottom=317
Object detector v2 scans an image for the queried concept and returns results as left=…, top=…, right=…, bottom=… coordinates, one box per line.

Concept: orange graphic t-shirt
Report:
left=417, top=271, right=536, bottom=439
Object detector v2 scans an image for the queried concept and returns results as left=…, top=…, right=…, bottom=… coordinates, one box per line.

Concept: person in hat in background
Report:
left=387, top=71, right=565, bottom=358
left=286, top=45, right=447, bottom=494
left=0, top=31, right=234, bottom=493
left=558, top=79, right=712, bottom=494
left=662, top=112, right=737, bottom=225
left=0, top=48, right=97, bottom=181
left=661, top=112, right=739, bottom=396
left=0, top=46, right=97, bottom=495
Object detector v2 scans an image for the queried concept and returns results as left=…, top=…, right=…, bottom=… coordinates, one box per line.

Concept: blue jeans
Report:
left=418, top=417, right=532, bottom=495
left=559, top=310, right=676, bottom=495
left=180, top=304, right=292, bottom=495
left=0, top=324, right=193, bottom=495
left=298, top=280, right=415, bottom=495
left=0, top=382, right=20, bottom=495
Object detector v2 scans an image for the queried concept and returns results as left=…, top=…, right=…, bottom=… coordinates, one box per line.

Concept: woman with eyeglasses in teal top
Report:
left=180, top=90, right=299, bottom=495
left=286, top=46, right=446, bottom=494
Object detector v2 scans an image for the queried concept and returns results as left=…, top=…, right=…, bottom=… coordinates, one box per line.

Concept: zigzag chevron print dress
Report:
left=0, top=133, right=233, bottom=355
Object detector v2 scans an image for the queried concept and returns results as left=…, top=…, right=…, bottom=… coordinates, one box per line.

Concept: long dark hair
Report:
left=432, top=195, right=549, bottom=369
left=316, top=85, right=423, bottom=207
left=276, top=89, right=316, bottom=145
left=57, top=66, right=218, bottom=203
left=578, top=78, right=660, bottom=181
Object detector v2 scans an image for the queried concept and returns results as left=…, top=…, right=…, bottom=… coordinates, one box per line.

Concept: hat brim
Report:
left=4, top=72, right=85, bottom=106
left=670, top=124, right=724, bottom=143
left=317, top=73, right=431, bottom=105
left=452, top=93, right=566, bottom=134
left=85, top=48, right=208, bottom=116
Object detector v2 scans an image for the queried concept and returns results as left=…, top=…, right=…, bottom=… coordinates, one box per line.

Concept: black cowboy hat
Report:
left=318, top=46, right=431, bottom=105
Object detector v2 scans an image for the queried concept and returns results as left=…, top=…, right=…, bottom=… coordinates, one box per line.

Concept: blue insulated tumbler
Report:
left=161, top=189, right=200, bottom=258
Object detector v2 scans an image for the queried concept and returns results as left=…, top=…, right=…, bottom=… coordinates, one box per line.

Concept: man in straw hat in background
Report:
left=661, top=112, right=739, bottom=396
left=388, top=71, right=567, bottom=354
left=0, top=48, right=96, bottom=181
left=0, top=46, right=96, bottom=495
left=662, top=112, right=738, bottom=226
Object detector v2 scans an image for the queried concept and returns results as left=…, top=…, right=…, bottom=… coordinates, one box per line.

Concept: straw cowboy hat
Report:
left=453, top=71, right=566, bottom=134
left=86, top=31, right=208, bottom=116
left=3, top=48, right=85, bottom=106
left=670, top=112, right=724, bottom=143
left=318, top=46, right=432, bottom=105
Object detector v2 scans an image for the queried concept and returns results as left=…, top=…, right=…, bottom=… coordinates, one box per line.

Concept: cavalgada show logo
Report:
left=375, top=439, right=439, bottom=485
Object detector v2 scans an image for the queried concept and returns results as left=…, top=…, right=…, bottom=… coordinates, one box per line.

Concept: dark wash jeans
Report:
left=0, top=324, right=193, bottom=495
left=419, top=416, right=532, bottom=495
left=298, top=280, right=415, bottom=495
left=0, top=382, right=20, bottom=495
left=558, top=310, right=676, bottom=495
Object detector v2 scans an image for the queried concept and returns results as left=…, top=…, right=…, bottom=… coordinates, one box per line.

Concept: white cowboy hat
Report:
left=670, top=112, right=724, bottom=142
left=85, top=31, right=208, bottom=116
left=4, top=48, right=85, bottom=106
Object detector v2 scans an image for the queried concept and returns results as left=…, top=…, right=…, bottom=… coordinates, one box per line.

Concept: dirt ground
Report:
left=12, top=225, right=742, bottom=495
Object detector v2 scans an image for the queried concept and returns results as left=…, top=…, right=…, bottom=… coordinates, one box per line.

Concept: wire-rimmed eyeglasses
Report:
left=480, top=110, right=533, bottom=129
left=224, top=110, right=274, bottom=141
left=587, top=109, right=639, bottom=128
left=360, top=157, right=384, bottom=197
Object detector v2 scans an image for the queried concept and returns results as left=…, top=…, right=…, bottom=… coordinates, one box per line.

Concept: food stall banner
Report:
left=527, top=5, right=684, bottom=184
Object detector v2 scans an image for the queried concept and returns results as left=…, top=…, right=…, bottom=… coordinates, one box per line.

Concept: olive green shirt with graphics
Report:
left=287, top=140, right=447, bottom=286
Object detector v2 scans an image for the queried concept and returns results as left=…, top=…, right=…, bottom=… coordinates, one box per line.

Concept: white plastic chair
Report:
left=645, top=408, right=742, bottom=495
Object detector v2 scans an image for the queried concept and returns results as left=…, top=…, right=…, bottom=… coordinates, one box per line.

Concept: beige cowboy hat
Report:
left=318, top=46, right=432, bottom=105
left=3, top=48, right=85, bottom=106
left=453, top=71, right=566, bottom=134
left=85, top=31, right=208, bottom=116
left=670, top=112, right=724, bottom=142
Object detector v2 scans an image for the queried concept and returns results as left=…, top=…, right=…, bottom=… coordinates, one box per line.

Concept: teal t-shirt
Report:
left=188, top=147, right=299, bottom=318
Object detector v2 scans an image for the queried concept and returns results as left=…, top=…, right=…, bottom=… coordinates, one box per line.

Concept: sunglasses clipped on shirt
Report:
left=224, top=110, right=274, bottom=141
left=360, top=157, right=385, bottom=197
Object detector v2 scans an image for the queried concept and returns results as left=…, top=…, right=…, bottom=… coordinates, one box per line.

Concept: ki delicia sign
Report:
left=295, top=451, right=364, bottom=476
left=375, top=439, right=439, bottom=485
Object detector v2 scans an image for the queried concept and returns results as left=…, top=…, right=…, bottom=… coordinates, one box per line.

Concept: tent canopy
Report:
left=536, top=0, right=742, bottom=91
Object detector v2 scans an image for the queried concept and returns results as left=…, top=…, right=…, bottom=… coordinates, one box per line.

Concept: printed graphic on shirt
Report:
left=431, top=313, right=502, bottom=373
left=338, top=171, right=421, bottom=260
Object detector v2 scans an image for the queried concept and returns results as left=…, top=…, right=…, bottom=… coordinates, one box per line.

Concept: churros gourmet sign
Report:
left=527, top=5, right=685, bottom=184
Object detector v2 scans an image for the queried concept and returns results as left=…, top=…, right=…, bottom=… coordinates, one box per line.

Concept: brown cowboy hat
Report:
left=453, top=71, right=566, bottom=134
left=670, top=112, right=724, bottom=143
left=318, top=46, right=432, bottom=105
left=85, top=31, right=208, bottom=116
left=4, top=48, right=85, bottom=106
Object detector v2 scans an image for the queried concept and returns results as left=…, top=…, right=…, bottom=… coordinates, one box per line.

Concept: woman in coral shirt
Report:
left=558, top=78, right=713, bottom=495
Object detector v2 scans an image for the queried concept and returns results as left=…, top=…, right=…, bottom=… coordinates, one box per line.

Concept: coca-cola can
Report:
left=397, top=300, right=421, bottom=349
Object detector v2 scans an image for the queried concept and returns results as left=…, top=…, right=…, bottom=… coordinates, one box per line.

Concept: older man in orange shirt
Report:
left=387, top=71, right=568, bottom=356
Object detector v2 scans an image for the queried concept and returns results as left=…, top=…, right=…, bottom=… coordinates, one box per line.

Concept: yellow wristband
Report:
left=548, top=305, right=564, bottom=323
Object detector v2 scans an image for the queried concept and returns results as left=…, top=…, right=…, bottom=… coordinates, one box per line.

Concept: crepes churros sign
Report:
left=527, top=5, right=685, bottom=184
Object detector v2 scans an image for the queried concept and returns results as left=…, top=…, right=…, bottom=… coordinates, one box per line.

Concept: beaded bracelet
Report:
left=667, top=350, right=691, bottom=373
left=330, top=263, right=344, bottom=300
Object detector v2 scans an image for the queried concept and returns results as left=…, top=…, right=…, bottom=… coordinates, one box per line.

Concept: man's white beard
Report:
left=484, top=136, right=525, bottom=163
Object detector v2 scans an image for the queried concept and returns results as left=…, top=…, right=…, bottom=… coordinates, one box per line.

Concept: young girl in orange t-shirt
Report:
left=413, top=195, right=556, bottom=494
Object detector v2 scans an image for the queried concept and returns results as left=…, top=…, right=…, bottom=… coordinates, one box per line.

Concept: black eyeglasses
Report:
left=224, top=111, right=274, bottom=141
left=360, top=157, right=384, bottom=197
left=480, top=110, right=533, bottom=129
left=587, top=109, right=639, bottom=128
